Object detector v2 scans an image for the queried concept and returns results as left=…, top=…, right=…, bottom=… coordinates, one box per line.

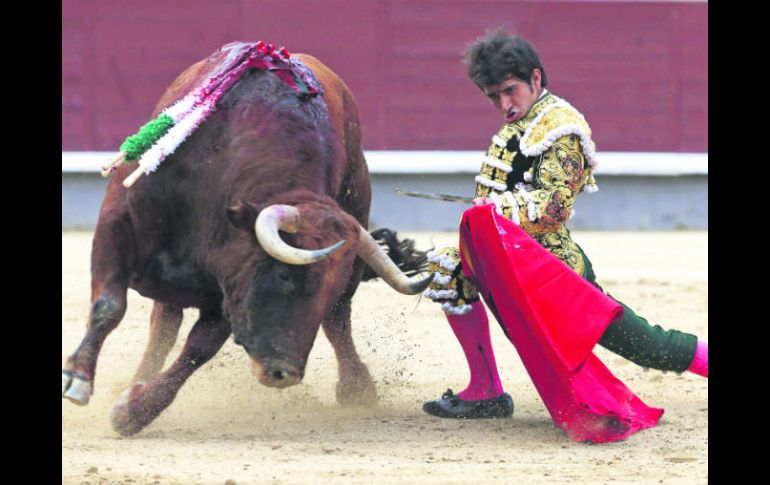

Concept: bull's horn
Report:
left=356, top=227, right=434, bottom=295
left=255, top=205, right=346, bottom=265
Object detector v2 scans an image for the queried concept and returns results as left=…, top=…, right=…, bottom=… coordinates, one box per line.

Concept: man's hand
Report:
left=473, top=197, right=493, bottom=206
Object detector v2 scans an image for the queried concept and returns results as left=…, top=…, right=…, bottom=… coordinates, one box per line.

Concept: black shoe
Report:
left=422, top=389, right=514, bottom=419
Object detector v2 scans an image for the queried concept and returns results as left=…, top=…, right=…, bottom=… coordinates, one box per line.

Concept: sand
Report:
left=62, top=230, right=707, bottom=484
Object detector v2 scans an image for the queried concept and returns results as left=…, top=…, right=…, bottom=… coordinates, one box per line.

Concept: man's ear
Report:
left=530, top=68, right=542, bottom=91
left=225, top=200, right=264, bottom=230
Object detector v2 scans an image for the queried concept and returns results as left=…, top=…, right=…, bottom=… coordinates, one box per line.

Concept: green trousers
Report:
left=580, top=249, right=698, bottom=373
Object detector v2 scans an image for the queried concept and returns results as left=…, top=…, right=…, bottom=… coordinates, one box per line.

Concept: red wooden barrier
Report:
left=62, top=0, right=707, bottom=153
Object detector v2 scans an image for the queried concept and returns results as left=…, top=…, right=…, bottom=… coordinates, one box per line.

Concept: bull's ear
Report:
left=226, top=200, right=263, bottom=230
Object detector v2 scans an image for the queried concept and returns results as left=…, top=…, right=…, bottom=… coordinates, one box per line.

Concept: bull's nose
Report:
left=250, top=359, right=303, bottom=388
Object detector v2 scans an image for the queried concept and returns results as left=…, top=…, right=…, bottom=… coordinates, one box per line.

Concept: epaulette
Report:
left=519, top=97, right=597, bottom=169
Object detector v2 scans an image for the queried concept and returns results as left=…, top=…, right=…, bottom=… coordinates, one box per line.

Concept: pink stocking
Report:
left=688, top=340, right=708, bottom=378
left=445, top=301, right=504, bottom=400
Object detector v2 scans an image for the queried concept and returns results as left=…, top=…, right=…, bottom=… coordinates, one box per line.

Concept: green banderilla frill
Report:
left=119, top=113, right=176, bottom=161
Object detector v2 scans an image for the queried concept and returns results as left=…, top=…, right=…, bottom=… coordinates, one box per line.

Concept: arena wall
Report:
left=62, top=1, right=707, bottom=231
left=63, top=0, right=707, bottom=152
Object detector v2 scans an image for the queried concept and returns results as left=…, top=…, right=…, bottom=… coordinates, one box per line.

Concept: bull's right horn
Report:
left=356, top=227, right=433, bottom=295
left=255, top=205, right=346, bottom=265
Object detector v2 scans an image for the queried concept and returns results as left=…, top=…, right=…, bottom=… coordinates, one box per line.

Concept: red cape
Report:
left=459, top=206, right=663, bottom=443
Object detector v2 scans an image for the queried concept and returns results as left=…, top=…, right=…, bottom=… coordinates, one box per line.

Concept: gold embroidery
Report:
left=521, top=104, right=591, bottom=156
left=535, top=135, right=586, bottom=193
left=479, top=163, right=496, bottom=180
left=501, top=149, right=516, bottom=163
left=476, top=184, right=491, bottom=198
left=425, top=247, right=480, bottom=308
left=533, top=229, right=585, bottom=275
left=475, top=94, right=560, bottom=199
left=488, top=144, right=504, bottom=159
left=513, top=94, right=558, bottom=131
left=496, top=167, right=510, bottom=181
left=469, top=93, right=591, bottom=278
left=497, top=123, right=521, bottom=143
left=476, top=127, right=518, bottom=197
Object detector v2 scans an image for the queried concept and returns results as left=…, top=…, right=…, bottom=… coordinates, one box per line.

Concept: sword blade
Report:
left=394, top=188, right=474, bottom=204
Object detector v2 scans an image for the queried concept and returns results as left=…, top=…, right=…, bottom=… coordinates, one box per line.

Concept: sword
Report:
left=394, top=188, right=474, bottom=204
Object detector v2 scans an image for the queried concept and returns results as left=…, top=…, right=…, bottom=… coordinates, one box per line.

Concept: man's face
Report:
left=482, top=69, right=542, bottom=123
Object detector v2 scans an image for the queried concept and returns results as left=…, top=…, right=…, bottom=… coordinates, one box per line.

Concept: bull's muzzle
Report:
left=250, top=357, right=304, bottom=388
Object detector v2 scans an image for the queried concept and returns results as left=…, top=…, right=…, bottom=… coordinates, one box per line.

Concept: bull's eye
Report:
left=252, top=262, right=303, bottom=298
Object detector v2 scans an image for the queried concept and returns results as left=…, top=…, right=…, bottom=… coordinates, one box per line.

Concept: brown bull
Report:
left=61, top=42, right=431, bottom=436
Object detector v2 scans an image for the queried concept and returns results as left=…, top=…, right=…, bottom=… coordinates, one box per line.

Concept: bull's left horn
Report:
left=255, top=205, right=346, bottom=265
left=356, top=227, right=434, bottom=295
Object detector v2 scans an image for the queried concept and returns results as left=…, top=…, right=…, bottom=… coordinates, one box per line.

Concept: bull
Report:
left=61, top=42, right=432, bottom=436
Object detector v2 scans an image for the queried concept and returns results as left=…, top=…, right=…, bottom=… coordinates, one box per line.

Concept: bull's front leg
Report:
left=322, top=296, right=377, bottom=407
left=109, top=309, right=231, bottom=436
left=63, top=214, right=133, bottom=405
left=62, top=285, right=128, bottom=405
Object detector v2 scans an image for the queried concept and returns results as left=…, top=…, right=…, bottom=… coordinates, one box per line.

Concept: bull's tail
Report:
left=361, top=228, right=431, bottom=281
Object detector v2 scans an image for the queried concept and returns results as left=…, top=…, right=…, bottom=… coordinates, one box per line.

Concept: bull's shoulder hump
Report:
left=292, top=53, right=324, bottom=72
left=293, top=53, right=347, bottom=93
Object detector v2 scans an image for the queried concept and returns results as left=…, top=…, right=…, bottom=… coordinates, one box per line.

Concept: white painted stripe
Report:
left=62, top=152, right=116, bottom=172
left=62, top=151, right=708, bottom=175
left=367, top=151, right=488, bottom=173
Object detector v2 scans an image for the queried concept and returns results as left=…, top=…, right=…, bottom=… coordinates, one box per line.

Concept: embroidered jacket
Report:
left=424, top=91, right=599, bottom=313
left=474, top=91, right=598, bottom=276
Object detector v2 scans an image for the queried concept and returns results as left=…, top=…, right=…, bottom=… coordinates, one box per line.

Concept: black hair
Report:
left=464, top=28, right=548, bottom=89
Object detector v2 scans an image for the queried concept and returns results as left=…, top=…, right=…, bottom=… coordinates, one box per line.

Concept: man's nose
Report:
left=500, top=94, right=514, bottom=113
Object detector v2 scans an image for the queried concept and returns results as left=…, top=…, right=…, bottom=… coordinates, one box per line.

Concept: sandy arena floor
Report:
left=62, top=230, right=708, bottom=484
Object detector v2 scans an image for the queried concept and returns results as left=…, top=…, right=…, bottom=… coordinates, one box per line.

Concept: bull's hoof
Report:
left=336, top=367, right=378, bottom=407
left=62, top=372, right=70, bottom=395
left=61, top=370, right=92, bottom=406
left=109, top=382, right=150, bottom=437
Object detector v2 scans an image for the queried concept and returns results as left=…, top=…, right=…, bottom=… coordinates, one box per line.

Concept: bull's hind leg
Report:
left=63, top=213, right=133, bottom=405
left=110, top=309, right=230, bottom=436
left=131, top=302, right=184, bottom=383
left=322, top=295, right=377, bottom=406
